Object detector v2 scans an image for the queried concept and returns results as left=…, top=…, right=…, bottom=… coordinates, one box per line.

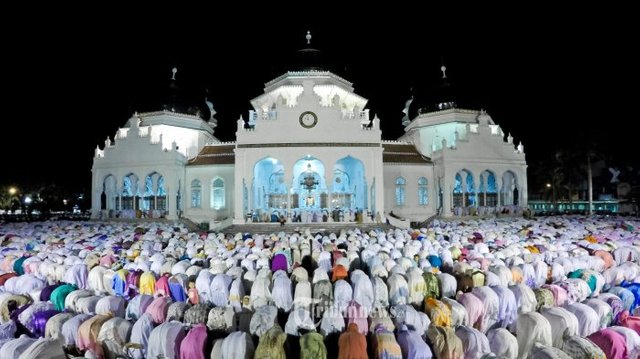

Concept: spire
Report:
left=401, top=94, right=414, bottom=127
left=171, top=67, right=177, bottom=81
left=204, top=89, right=217, bottom=127
left=306, top=30, right=312, bottom=45
left=238, top=114, right=246, bottom=130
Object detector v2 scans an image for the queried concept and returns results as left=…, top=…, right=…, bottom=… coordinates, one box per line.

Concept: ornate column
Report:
left=468, top=172, right=478, bottom=208
left=285, top=184, right=291, bottom=222
left=92, top=189, right=101, bottom=219
left=440, top=174, right=451, bottom=217
left=165, top=185, right=175, bottom=219
left=496, top=177, right=503, bottom=208
left=233, top=150, right=246, bottom=224
left=326, top=172, right=333, bottom=222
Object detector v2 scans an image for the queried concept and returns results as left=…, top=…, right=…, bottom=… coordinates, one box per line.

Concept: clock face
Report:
left=299, top=111, right=318, bottom=128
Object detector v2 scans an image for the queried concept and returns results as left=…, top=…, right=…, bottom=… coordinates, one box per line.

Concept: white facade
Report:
left=401, top=109, right=527, bottom=217
left=91, top=68, right=527, bottom=225
left=383, top=148, right=436, bottom=221
left=91, top=111, right=216, bottom=220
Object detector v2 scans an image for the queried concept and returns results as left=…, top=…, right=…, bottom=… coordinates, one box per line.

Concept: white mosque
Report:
left=91, top=33, right=527, bottom=229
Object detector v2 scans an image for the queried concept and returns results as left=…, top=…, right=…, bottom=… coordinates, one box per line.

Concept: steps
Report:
left=179, top=218, right=203, bottom=233
left=222, top=222, right=395, bottom=235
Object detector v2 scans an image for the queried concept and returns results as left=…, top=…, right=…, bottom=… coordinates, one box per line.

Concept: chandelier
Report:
left=300, top=164, right=319, bottom=191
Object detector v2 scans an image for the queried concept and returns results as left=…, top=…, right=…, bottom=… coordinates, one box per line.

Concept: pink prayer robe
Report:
left=179, top=323, right=208, bottom=359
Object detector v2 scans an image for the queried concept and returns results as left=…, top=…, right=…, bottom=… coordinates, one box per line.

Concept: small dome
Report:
left=293, top=47, right=327, bottom=71
left=135, top=67, right=211, bottom=121
left=407, top=66, right=459, bottom=120
left=287, top=31, right=331, bottom=72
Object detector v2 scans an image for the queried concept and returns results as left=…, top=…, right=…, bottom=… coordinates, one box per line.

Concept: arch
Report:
left=211, top=177, right=225, bottom=209
left=156, top=176, right=167, bottom=213
left=138, top=172, right=166, bottom=215
left=253, top=156, right=286, bottom=213
left=157, top=176, right=166, bottom=196
left=395, top=177, right=406, bottom=206
left=191, top=179, right=201, bottom=208
left=478, top=169, right=497, bottom=207
left=121, top=173, right=140, bottom=211
left=101, top=174, right=117, bottom=212
left=452, top=169, right=475, bottom=210
left=333, top=155, right=366, bottom=211
left=418, top=177, right=428, bottom=206
left=293, top=156, right=326, bottom=211
left=501, top=170, right=519, bottom=206
left=141, top=172, right=161, bottom=211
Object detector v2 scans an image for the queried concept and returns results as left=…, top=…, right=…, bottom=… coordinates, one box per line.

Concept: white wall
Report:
left=184, top=165, right=235, bottom=224
left=383, top=163, right=436, bottom=221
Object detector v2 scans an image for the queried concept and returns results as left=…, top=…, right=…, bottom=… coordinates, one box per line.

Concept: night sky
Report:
left=2, top=9, right=637, bottom=193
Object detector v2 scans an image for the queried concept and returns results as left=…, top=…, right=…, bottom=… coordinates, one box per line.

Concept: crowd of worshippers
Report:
left=1, top=216, right=640, bottom=358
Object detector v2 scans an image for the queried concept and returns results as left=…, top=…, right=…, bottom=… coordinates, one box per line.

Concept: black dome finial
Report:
left=132, top=66, right=211, bottom=120
left=406, top=62, right=459, bottom=119
left=291, top=31, right=328, bottom=72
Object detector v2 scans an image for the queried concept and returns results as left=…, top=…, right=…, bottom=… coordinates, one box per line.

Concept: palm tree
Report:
left=554, top=150, right=584, bottom=204
left=555, top=130, right=604, bottom=214
left=0, top=187, right=10, bottom=211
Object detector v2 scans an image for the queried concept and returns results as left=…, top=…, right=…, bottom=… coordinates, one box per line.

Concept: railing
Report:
left=342, top=110, right=368, bottom=120
left=411, top=213, right=439, bottom=229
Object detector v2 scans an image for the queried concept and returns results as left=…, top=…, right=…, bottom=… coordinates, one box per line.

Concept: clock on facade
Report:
left=299, top=111, right=318, bottom=128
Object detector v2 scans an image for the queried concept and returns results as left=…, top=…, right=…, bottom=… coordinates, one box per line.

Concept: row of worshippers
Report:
left=1, top=217, right=640, bottom=358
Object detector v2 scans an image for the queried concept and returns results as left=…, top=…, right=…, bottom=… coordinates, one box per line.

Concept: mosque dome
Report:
left=289, top=31, right=330, bottom=72
left=135, top=67, right=211, bottom=121
left=407, top=65, right=459, bottom=120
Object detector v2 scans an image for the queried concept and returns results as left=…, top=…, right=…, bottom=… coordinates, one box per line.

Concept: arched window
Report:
left=395, top=177, right=406, bottom=206
left=211, top=178, right=225, bottom=209
left=191, top=179, right=201, bottom=208
left=418, top=177, right=428, bottom=205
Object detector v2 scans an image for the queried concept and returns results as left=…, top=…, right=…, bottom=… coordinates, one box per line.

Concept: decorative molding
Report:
left=199, top=153, right=235, bottom=158
left=205, top=141, right=237, bottom=146
left=265, top=71, right=353, bottom=89
left=382, top=140, right=411, bottom=145
left=138, top=110, right=202, bottom=121
left=237, top=142, right=381, bottom=149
